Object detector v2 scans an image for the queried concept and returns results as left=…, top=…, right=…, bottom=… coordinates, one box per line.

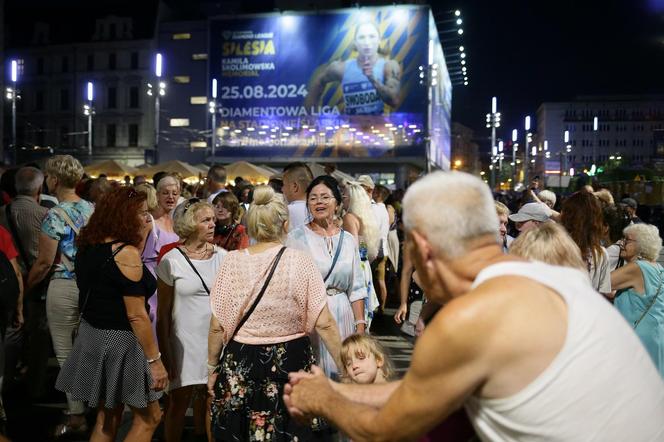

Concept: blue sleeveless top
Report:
left=615, top=260, right=664, bottom=378
left=341, top=58, right=386, bottom=115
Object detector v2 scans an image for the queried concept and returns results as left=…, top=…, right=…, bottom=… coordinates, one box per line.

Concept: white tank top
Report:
left=464, top=261, right=664, bottom=442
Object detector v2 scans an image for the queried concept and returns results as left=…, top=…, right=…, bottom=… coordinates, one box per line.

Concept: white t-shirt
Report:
left=206, top=188, right=228, bottom=204
left=155, top=246, right=227, bottom=390
left=465, top=261, right=664, bottom=442
left=588, top=247, right=611, bottom=294
left=288, top=200, right=310, bottom=232
left=371, top=202, right=389, bottom=257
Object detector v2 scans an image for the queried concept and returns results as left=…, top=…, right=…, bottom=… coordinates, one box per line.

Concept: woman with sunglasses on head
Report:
left=212, top=192, right=249, bottom=251
left=286, top=175, right=367, bottom=379
left=207, top=185, right=341, bottom=441
left=55, top=187, right=167, bottom=442
left=157, top=198, right=227, bottom=442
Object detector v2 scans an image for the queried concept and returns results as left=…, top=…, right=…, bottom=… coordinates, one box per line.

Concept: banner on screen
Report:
left=209, top=6, right=441, bottom=161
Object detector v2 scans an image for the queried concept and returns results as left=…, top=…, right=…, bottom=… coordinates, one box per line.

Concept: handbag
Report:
left=217, top=246, right=286, bottom=363
left=72, top=243, right=127, bottom=343
left=176, top=247, right=211, bottom=294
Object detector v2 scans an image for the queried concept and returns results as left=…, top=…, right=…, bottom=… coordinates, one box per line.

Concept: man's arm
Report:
left=26, top=233, right=57, bottom=291
left=369, top=60, right=401, bottom=108
left=287, top=298, right=490, bottom=442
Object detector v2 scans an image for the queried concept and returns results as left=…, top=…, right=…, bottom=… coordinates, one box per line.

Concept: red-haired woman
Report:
left=55, top=187, right=168, bottom=442
left=561, top=190, right=611, bottom=297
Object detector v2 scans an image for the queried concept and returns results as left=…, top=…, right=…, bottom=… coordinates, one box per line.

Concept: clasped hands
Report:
left=283, top=365, right=336, bottom=423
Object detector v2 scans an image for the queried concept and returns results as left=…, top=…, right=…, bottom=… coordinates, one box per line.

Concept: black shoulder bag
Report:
left=323, top=230, right=344, bottom=283
left=176, top=247, right=211, bottom=295
left=217, top=246, right=286, bottom=363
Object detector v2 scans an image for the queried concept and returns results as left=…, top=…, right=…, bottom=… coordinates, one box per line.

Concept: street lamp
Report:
left=524, top=115, right=531, bottom=185
left=83, top=81, right=95, bottom=156
left=148, top=53, right=165, bottom=163
left=592, top=116, right=599, bottom=167
left=486, top=97, right=501, bottom=189
left=511, top=129, right=518, bottom=188
left=209, top=78, right=218, bottom=158
left=7, top=59, right=19, bottom=156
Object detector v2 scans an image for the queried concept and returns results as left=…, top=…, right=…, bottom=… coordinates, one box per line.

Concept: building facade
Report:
left=451, top=122, right=479, bottom=174
left=536, top=96, right=664, bottom=174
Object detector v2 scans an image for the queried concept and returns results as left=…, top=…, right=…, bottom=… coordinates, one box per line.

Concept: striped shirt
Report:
left=0, top=195, right=48, bottom=271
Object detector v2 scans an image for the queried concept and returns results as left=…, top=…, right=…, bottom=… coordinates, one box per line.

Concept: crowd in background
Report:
left=0, top=158, right=663, bottom=441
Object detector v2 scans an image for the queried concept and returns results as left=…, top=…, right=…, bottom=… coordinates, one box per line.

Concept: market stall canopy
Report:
left=307, top=163, right=355, bottom=184
left=225, top=161, right=274, bottom=184
left=195, top=164, right=210, bottom=173
left=139, top=160, right=204, bottom=182
left=84, top=159, right=137, bottom=178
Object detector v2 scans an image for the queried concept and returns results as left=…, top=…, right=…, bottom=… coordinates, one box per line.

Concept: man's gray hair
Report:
left=207, top=165, right=227, bottom=185
left=402, top=171, right=499, bottom=258
left=15, top=166, right=44, bottom=196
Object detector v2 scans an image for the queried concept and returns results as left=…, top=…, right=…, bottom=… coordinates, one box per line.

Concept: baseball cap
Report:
left=508, top=203, right=550, bottom=223
left=620, top=197, right=638, bottom=209
left=356, top=175, right=375, bottom=190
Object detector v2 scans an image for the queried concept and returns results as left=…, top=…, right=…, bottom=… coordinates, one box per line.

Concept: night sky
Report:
left=5, top=0, right=664, bottom=146
left=448, top=0, right=664, bottom=144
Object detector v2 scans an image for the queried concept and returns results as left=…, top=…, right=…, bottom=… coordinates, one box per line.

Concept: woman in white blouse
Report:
left=156, top=199, right=227, bottom=442
left=287, top=175, right=368, bottom=379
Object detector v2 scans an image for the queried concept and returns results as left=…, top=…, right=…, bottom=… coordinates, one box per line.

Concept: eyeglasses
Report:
left=308, top=195, right=334, bottom=204
left=183, top=198, right=200, bottom=213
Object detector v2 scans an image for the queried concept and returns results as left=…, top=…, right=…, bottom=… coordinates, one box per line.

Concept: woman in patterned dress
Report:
left=207, top=185, right=341, bottom=441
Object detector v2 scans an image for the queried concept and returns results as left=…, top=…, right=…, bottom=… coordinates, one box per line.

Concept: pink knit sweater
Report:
left=210, top=246, right=327, bottom=345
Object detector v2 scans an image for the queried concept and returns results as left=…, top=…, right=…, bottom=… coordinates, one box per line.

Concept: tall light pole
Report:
left=511, top=129, right=518, bottom=189
left=524, top=115, right=531, bottom=186
left=486, top=96, right=501, bottom=189
left=9, top=60, right=18, bottom=155
left=148, top=53, right=165, bottom=164
left=209, top=78, right=218, bottom=159
left=498, top=140, right=504, bottom=181
left=592, top=116, right=598, bottom=168
left=83, top=81, right=95, bottom=156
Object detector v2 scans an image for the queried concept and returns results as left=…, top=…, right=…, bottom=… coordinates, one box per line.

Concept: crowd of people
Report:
left=0, top=157, right=663, bottom=441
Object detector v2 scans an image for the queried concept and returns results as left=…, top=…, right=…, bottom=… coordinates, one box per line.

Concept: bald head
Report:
left=283, top=162, right=313, bottom=203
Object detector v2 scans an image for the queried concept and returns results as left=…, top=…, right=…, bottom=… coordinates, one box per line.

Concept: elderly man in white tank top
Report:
left=284, top=171, right=664, bottom=442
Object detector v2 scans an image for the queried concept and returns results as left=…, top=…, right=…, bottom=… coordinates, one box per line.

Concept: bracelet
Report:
left=207, top=362, right=220, bottom=374
left=147, top=352, right=161, bottom=364
left=354, top=319, right=367, bottom=326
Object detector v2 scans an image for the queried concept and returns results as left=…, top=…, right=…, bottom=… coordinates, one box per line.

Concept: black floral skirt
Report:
left=211, top=336, right=331, bottom=442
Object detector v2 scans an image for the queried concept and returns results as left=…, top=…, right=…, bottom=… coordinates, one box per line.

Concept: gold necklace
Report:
left=184, top=243, right=209, bottom=256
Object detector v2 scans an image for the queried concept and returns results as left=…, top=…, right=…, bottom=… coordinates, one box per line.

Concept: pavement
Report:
left=2, top=308, right=414, bottom=441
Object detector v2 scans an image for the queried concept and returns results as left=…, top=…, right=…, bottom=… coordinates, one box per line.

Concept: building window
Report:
left=35, top=90, right=44, bottom=111
left=109, top=53, right=116, bottom=70
left=131, top=52, right=139, bottom=69
left=192, top=53, right=208, bottom=60
left=107, top=87, right=117, bottom=109
left=60, top=88, right=69, bottom=110
left=169, top=118, right=190, bottom=127
left=61, top=56, right=69, bottom=73
left=107, top=124, right=116, bottom=147
left=37, top=57, right=44, bottom=75
left=128, top=124, right=139, bottom=147
left=173, top=76, right=190, bottom=84
left=190, top=96, right=207, bottom=104
left=60, top=125, right=69, bottom=144
left=172, top=33, right=191, bottom=40
left=87, top=54, right=94, bottom=71
left=129, top=87, right=139, bottom=108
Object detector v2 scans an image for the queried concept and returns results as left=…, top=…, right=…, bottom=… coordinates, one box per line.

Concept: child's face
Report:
left=345, top=348, right=383, bottom=384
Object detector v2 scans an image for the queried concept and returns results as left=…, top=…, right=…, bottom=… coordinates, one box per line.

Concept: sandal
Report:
left=53, top=420, right=89, bottom=439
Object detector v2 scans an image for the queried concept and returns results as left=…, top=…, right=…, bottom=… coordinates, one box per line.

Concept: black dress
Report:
left=55, top=241, right=161, bottom=409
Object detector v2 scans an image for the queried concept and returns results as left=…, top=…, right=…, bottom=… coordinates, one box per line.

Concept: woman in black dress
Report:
left=56, top=187, right=168, bottom=442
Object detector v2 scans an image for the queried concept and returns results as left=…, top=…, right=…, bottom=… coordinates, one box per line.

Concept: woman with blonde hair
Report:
left=207, top=185, right=341, bottom=441
left=157, top=199, right=227, bottom=441
left=26, top=155, right=93, bottom=437
left=341, top=181, right=380, bottom=326
left=509, top=222, right=587, bottom=272
left=134, top=183, right=158, bottom=212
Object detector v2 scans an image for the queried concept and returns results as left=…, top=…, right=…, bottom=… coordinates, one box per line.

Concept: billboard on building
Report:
left=209, top=6, right=450, bottom=167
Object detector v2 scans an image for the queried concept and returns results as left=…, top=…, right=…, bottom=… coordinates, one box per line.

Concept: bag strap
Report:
left=229, top=246, right=286, bottom=342
left=323, top=229, right=344, bottom=283
left=176, top=246, right=211, bottom=295
left=634, top=265, right=664, bottom=329
left=52, top=206, right=81, bottom=273
left=79, top=243, right=128, bottom=319
left=5, top=204, right=31, bottom=270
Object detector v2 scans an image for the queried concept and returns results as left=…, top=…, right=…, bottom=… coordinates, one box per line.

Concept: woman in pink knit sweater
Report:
left=207, top=186, right=342, bottom=441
